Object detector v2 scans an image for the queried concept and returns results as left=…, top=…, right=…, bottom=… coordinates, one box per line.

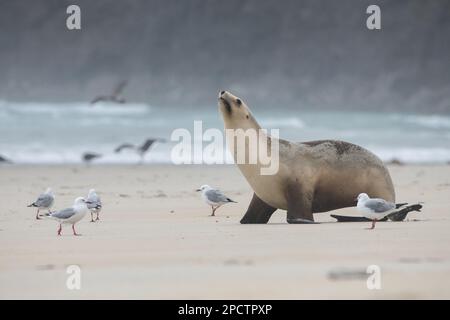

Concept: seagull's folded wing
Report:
left=35, top=193, right=53, bottom=207
left=205, top=189, right=229, bottom=203
left=51, top=207, right=77, bottom=219
left=365, top=199, right=395, bottom=212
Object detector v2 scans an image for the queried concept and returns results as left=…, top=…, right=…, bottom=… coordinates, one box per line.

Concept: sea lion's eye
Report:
left=236, top=99, right=242, bottom=106
left=246, top=114, right=249, bottom=119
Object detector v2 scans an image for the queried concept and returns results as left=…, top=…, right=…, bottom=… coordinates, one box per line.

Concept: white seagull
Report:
left=27, top=187, right=55, bottom=220
left=356, top=193, right=404, bottom=230
left=86, top=189, right=102, bottom=222
left=196, top=185, right=236, bottom=216
left=41, top=197, right=89, bottom=236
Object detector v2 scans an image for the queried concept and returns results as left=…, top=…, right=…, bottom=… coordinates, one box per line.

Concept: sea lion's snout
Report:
left=218, top=90, right=254, bottom=125
left=218, top=90, right=233, bottom=114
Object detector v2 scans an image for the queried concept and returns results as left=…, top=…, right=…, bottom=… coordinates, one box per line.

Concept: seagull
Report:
left=27, top=187, right=55, bottom=220
left=114, top=138, right=165, bottom=163
left=0, top=154, right=12, bottom=164
left=356, top=193, right=406, bottom=230
left=41, top=197, right=90, bottom=236
left=82, top=152, right=102, bottom=164
left=196, top=185, right=236, bottom=216
left=86, top=189, right=102, bottom=222
left=91, top=80, right=128, bottom=105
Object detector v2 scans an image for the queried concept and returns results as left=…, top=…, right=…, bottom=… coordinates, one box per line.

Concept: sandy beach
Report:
left=0, top=164, right=449, bottom=299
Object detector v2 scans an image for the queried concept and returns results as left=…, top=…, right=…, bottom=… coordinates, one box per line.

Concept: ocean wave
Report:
left=371, top=147, right=450, bottom=163
left=260, top=117, right=305, bottom=129
left=2, top=146, right=450, bottom=164
left=391, top=114, right=450, bottom=129
left=1, top=104, right=449, bottom=165
left=2, top=101, right=152, bottom=117
left=77, top=117, right=167, bottom=127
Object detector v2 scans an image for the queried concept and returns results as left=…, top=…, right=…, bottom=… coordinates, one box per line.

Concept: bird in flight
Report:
left=91, top=80, right=128, bottom=105
left=82, top=152, right=102, bottom=164
left=0, top=154, right=12, bottom=164
left=114, top=138, right=165, bottom=163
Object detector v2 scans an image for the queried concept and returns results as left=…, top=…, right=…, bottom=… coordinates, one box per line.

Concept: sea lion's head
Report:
left=218, top=91, right=260, bottom=130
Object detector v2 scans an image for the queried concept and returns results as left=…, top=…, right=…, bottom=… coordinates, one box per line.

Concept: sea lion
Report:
left=218, top=90, right=396, bottom=224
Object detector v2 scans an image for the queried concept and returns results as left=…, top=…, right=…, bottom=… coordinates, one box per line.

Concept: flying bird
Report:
left=114, top=138, right=165, bottom=163
left=27, top=187, right=55, bottom=220
left=82, top=152, right=102, bottom=164
left=91, top=80, right=128, bottom=105
left=356, top=193, right=406, bottom=230
left=40, top=197, right=89, bottom=236
left=86, top=189, right=102, bottom=222
left=0, top=154, right=12, bottom=164
left=196, top=184, right=236, bottom=216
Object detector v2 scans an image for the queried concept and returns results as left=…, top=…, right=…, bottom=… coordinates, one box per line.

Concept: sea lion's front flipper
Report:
left=285, top=185, right=316, bottom=224
left=240, top=193, right=277, bottom=224
left=286, top=217, right=317, bottom=224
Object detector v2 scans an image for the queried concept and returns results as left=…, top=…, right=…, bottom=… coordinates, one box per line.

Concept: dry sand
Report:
left=0, top=164, right=449, bottom=299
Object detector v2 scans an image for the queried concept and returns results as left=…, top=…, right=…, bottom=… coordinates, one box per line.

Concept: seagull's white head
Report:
left=74, top=197, right=87, bottom=205
left=196, top=185, right=211, bottom=192
left=356, top=193, right=370, bottom=202
left=88, top=189, right=96, bottom=195
left=45, top=187, right=53, bottom=195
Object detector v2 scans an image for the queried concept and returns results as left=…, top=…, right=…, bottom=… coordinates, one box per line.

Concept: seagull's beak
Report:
left=196, top=189, right=201, bottom=192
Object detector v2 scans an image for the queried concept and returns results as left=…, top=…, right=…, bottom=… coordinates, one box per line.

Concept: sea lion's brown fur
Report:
left=218, top=91, right=395, bottom=224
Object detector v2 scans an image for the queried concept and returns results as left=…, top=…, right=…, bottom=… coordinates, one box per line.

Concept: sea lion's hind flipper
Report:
left=330, top=215, right=375, bottom=222
left=240, top=193, right=277, bottom=224
left=330, top=215, right=390, bottom=222
left=387, top=203, right=423, bottom=221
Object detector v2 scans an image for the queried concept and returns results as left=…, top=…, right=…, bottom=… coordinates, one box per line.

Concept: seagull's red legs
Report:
left=367, top=220, right=377, bottom=230
left=72, top=224, right=80, bottom=236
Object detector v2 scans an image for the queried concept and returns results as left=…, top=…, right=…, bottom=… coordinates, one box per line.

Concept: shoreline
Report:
left=1, top=162, right=449, bottom=168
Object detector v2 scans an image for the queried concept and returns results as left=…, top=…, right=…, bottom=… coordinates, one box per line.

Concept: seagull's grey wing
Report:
left=365, top=199, right=396, bottom=212
left=91, top=96, right=108, bottom=104
left=0, top=155, right=12, bottom=163
left=87, top=194, right=102, bottom=209
left=87, top=201, right=101, bottom=209
left=82, top=152, right=102, bottom=161
left=139, top=139, right=156, bottom=152
left=112, top=80, right=127, bottom=96
left=51, top=207, right=76, bottom=219
left=35, top=193, right=54, bottom=207
left=205, top=189, right=230, bottom=203
left=114, top=143, right=135, bottom=153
